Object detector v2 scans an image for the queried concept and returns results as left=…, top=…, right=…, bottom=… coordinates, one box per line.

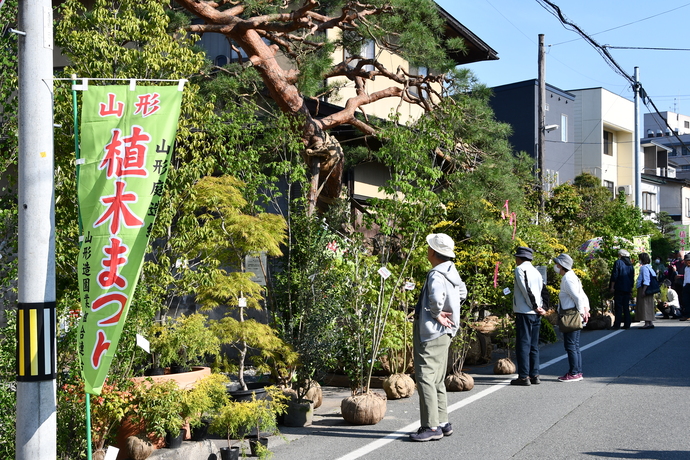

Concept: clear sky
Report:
left=438, top=0, right=690, bottom=115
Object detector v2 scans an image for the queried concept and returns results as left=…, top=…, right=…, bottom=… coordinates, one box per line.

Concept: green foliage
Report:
left=210, top=386, right=288, bottom=456
left=149, top=313, right=220, bottom=368
left=0, top=0, right=18, bottom=194
left=0, top=309, right=17, bottom=459
left=131, top=379, right=184, bottom=439
left=539, top=316, right=557, bottom=344
left=182, top=373, right=230, bottom=428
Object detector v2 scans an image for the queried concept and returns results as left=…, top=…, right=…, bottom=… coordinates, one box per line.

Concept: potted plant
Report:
left=149, top=313, right=221, bottom=374
left=181, top=373, right=230, bottom=441
left=380, top=309, right=415, bottom=400
left=445, top=302, right=477, bottom=392
left=493, top=315, right=517, bottom=375
left=209, top=386, right=288, bottom=460
left=131, top=379, right=185, bottom=448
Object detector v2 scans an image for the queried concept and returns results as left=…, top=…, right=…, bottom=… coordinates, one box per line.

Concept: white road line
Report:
left=335, top=329, right=624, bottom=460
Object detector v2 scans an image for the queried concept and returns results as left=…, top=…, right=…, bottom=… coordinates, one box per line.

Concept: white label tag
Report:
left=136, top=334, right=150, bottom=353
left=103, top=446, right=119, bottom=460
left=404, top=281, right=416, bottom=291
left=378, top=267, right=391, bottom=279
left=238, top=297, right=247, bottom=307
left=503, top=287, right=511, bottom=296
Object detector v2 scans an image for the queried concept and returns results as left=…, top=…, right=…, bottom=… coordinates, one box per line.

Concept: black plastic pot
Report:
left=247, top=436, right=269, bottom=457
left=189, top=418, right=211, bottom=441
left=228, top=382, right=269, bottom=402
left=220, top=446, right=240, bottom=460
left=164, top=429, right=185, bottom=448
left=145, top=366, right=165, bottom=376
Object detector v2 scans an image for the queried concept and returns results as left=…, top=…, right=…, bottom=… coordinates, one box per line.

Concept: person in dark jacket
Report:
left=609, top=249, right=635, bottom=329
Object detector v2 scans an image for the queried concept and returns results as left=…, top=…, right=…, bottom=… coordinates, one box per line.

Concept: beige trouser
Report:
left=413, top=324, right=451, bottom=428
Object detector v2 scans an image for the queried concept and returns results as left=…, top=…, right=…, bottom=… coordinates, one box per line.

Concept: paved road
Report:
left=264, top=319, right=690, bottom=460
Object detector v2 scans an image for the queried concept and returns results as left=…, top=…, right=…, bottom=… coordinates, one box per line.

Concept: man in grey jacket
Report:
left=511, top=246, right=546, bottom=386
left=410, top=233, right=467, bottom=442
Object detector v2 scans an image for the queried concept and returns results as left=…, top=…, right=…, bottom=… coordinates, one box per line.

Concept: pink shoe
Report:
left=558, top=373, right=583, bottom=382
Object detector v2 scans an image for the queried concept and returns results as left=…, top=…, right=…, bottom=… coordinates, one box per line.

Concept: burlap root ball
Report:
left=444, top=372, right=475, bottom=392
left=382, top=373, right=415, bottom=399
left=493, top=357, right=516, bottom=375
left=341, top=391, right=387, bottom=425
left=305, top=381, right=323, bottom=409
left=127, top=436, right=154, bottom=460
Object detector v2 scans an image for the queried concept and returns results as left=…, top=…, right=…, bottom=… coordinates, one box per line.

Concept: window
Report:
left=603, top=130, right=613, bottom=156
left=685, top=121, right=689, bottom=129
left=408, top=65, right=428, bottom=97
left=604, top=180, right=614, bottom=197
left=344, top=39, right=375, bottom=72
left=682, top=165, right=690, bottom=171
left=560, top=114, right=568, bottom=142
left=642, top=192, right=656, bottom=212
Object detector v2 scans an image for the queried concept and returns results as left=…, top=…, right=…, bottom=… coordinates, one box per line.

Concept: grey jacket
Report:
left=415, top=261, right=467, bottom=343
left=513, top=261, right=544, bottom=314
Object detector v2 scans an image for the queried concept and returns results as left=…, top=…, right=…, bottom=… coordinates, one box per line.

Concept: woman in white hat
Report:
left=553, top=253, right=590, bottom=382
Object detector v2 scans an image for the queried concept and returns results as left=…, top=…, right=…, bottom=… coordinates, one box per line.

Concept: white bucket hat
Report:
left=426, top=233, right=455, bottom=258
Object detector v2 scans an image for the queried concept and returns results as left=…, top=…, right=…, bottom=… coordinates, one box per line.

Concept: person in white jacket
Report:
left=410, top=233, right=467, bottom=442
left=554, top=253, right=591, bottom=382
left=511, top=246, right=547, bottom=386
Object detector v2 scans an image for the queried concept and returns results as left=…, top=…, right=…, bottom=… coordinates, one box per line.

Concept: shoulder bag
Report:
left=558, top=307, right=583, bottom=333
left=646, top=266, right=661, bottom=295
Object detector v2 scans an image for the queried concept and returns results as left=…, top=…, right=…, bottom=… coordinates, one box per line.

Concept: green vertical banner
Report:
left=77, top=84, right=184, bottom=395
left=674, top=225, right=690, bottom=252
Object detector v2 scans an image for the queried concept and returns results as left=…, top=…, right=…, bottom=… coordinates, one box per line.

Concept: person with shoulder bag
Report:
left=636, top=253, right=656, bottom=329
left=553, top=253, right=590, bottom=382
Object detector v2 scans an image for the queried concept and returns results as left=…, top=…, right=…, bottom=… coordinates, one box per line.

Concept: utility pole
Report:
left=633, top=67, right=642, bottom=208
left=15, top=0, right=57, bottom=458
left=537, top=34, right=546, bottom=211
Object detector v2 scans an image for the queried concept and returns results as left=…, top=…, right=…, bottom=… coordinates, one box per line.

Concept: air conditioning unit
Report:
left=617, top=185, right=632, bottom=196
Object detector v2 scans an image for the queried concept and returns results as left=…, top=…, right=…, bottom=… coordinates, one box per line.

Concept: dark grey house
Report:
left=488, top=79, right=576, bottom=188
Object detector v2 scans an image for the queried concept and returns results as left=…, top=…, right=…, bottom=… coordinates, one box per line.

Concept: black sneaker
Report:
left=440, top=423, right=453, bottom=436
left=529, top=375, right=541, bottom=385
left=510, top=377, right=531, bottom=386
left=409, top=427, right=444, bottom=442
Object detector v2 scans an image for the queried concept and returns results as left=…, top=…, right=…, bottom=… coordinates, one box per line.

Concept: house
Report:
left=567, top=87, right=635, bottom=199
left=488, top=79, right=576, bottom=188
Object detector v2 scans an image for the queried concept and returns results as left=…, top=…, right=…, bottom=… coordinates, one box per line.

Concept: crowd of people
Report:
left=409, top=233, right=683, bottom=442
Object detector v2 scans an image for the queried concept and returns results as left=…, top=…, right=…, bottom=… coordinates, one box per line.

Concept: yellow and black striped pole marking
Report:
left=17, top=302, right=56, bottom=381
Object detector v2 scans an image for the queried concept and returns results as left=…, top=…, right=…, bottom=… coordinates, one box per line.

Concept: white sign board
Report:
left=245, top=253, right=267, bottom=286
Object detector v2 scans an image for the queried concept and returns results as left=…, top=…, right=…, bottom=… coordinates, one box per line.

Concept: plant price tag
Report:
left=238, top=297, right=247, bottom=307
left=136, top=334, right=150, bottom=353
left=404, top=281, right=416, bottom=290
left=378, top=267, right=391, bottom=279
left=503, top=287, right=511, bottom=296
left=103, top=446, right=119, bottom=460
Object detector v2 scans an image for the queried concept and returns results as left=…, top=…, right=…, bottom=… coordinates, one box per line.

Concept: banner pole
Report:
left=72, top=74, right=91, bottom=460
left=85, top=393, right=92, bottom=460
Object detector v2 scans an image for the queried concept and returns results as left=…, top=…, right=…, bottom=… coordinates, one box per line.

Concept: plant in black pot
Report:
left=131, top=379, right=185, bottom=448
left=149, top=313, right=220, bottom=374
left=181, top=373, right=230, bottom=441
left=210, top=386, right=288, bottom=460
